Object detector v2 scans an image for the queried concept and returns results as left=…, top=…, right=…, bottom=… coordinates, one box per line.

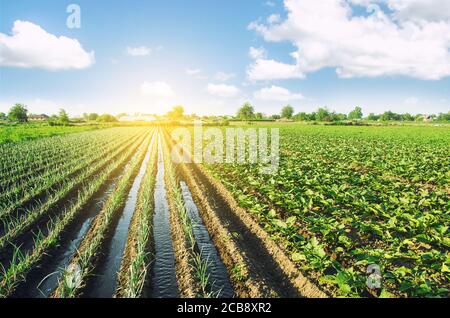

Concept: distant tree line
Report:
left=0, top=103, right=119, bottom=125
left=1, top=102, right=449, bottom=124
left=234, top=102, right=450, bottom=122
left=82, top=113, right=118, bottom=122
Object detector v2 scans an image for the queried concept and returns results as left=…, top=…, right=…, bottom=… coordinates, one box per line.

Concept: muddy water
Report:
left=149, top=135, right=179, bottom=298
left=16, top=179, right=118, bottom=298
left=85, top=135, right=156, bottom=298
left=180, top=181, right=234, bottom=298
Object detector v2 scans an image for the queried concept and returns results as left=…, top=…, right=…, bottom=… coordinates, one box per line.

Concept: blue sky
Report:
left=1, top=0, right=450, bottom=117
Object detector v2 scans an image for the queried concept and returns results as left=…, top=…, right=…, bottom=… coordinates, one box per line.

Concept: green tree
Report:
left=8, top=103, right=28, bottom=122
left=401, top=113, right=414, bottom=121
left=58, top=109, right=70, bottom=125
left=255, top=112, right=264, bottom=120
left=316, top=107, right=331, bottom=121
left=116, top=112, right=128, bottom=119
left=437, top=112, right=450, bottom=121
left=236, top=102, right=255, bottom=120
left=167, top=105, right=185, bottom=120
left=293, top=112, right=307, bottom=121
left=380, top=111, right=400, bottom=121
left=333, top=113, right=347, bottom=121
left=88, top=113, right=99, bottom=121
left=271, top=114, right=281, bottom=120
left=281, top=105, right=294, bottom=119
left=0, top=112, right=6, bottom=121
left=348, top=106, right=363, bottom=120
left=97, top=114, right=118, bottom=122
left=367, top=113, right=379, bottom=121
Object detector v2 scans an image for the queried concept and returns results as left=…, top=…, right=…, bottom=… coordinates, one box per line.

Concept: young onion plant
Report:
left=0, top=132, right=148, bottom=251
left=161, top=131, right=216, bottom=298
left=0, top=131, right=142, bottom=220
left=52, top=130, right=154, bottom=298
left=116, top=134, right=158, bottom=298
left=0, top=129, right=150, bottom=298
left=0, top=128, right=130, bottom=193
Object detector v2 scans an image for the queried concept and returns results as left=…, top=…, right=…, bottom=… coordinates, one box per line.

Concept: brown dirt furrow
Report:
left=177, top=162, right=263, bottom=297
left=187, top=163, right=328, bottom=298
left=162, top=135, right=197, bottom=298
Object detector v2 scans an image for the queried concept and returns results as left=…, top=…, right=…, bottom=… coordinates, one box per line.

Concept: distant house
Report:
left=119, top=114, right=157, bottom=122
left=28, top=114, right=49, bottom=121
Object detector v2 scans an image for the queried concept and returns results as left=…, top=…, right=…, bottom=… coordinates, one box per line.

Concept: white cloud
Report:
left=247, top=55, right=305, bottom=80
left=206, top=84, right=240, bottom=98
left=247, top=0, right=450, bottom=80
left=267, top=14, right=281, bottom=24
left=215, top=72, right=235, bottom=81
left=186, top=68, right=202, bottom=75
left=265, top=1, right=276, bottom=7
left=140, top=81, right=175, bottom=98
left=249, top=46, right=267, bottom=60
left=126, top=46, right=152, bottom=57
left=350, top=0, right=450, bottom=21
left=386, top=0, right=450, bottom=22
left=186, top=68, right=208, bottom=79
left=254, top=85, right=304, bottom=101
left=0, top=20, right=94, bottom=70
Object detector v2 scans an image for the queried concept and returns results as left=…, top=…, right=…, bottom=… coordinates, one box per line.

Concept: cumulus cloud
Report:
left=126, top=46, right=152, bottom=57
left=267, top=14, right=281, bottom=24
left=254, top=85, right=304, bottom=101
left=141, top=81, right=175, bottom=98
left=206, top=83, right=240, bottom=98
left=247, top=0, right=450, bottom=80
left=249, top=46, right=268, bottom=60
left=215, top=72, right=235, bottom=81
left=0, top=20, right=94, bottom=70
left=383, top=0, right=450, bottom=22
left=247, top=54, right=305, bottom=80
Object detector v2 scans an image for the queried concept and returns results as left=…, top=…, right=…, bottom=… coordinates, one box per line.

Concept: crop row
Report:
left=0, top=131, right=149, bottom=250
left=0, top=128, right=128, bottom=179
left=52, top=130, right=154, bottom=297
left=200, top=125, right=449, bottom=297
left=0, top=129, right=141, bottom=193
left=0, top=130, right=144, bottom=218
left=0, top=128, right=150, bottom=297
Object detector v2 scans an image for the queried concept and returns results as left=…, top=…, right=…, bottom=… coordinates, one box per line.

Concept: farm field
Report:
left=0, top=124, right=448, bottom=298
left=0, top=123, right=106, bottom=145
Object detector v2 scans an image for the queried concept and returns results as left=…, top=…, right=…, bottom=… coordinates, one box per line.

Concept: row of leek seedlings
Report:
left=0, top=131, right=142, bottom=219
left=52, top=130, right=154, bottom=298
left=0, top=130, right=135, bottom=214
left=0, top=127, right=134, bottom=172
left=0, top=132, right=92, bottom=176
left=0, top=131, right=151, bottom=298
left=0, top=130, right=126, bottom=196
left=0, top=130, right=138, bottom=201
left=0, top=129, right=144, bottom=225
left=0, top=131, right=149, bottom=251
left=0, top=129, right=124, bottom=185
left=115, top=134, right=158, bottom=298
left=161, top=132, right=215, bottom=298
